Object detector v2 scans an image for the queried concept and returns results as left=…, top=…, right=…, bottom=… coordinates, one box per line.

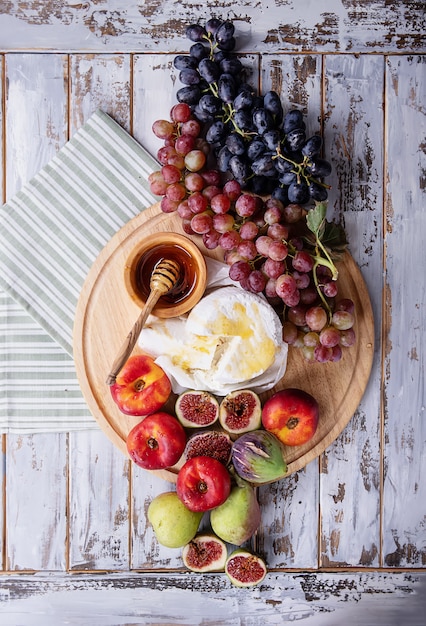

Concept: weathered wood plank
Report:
left=382, top=54, right=426, bottom=568
left=258, top=462, right=320, bottom=569
left=0, top=1, right=425, bottom=54
left=67, top=54, right=133, bottom=572
left=68, top=432, right=130, bottom=571
left=4, top=53, right=68, bottom=197
left=69, top=54, right=132, bottom=135
left=261, top=53, right=323, bottom=130
left=257, top=54, right=323, bottom=569
left=0, top=22, right=424, bottom=626
left=319, top=54, right=384, bottom=566
left=130, top=470, right=184, bottom=569
left=0, top=571, right=425, bottom=625
left=132, top=54, right=177, bottom=159
left=4, top=53, right=69, bottom=572
left=6, top=434, right=67, bottom=571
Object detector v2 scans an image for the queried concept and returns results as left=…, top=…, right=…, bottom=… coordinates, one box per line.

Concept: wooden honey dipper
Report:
left=106, top=258, right=181, bottom=386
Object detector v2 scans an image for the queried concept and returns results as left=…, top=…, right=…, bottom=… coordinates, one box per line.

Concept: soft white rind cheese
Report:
left=187, top=287, right=282, bottom=383
left=138, top=285, right=287, bottom=395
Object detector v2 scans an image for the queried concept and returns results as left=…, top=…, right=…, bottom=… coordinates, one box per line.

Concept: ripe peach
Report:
left=110, top=354, right=171, bottom=417
left=261, top=388, right=319, bottom=446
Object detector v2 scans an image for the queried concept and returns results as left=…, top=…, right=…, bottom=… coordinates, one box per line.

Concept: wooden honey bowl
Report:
left=124, top=231, right=208, bottom=318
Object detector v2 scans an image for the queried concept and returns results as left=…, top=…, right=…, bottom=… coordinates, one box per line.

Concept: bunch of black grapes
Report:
left=174, top=18, right=332, bottom=206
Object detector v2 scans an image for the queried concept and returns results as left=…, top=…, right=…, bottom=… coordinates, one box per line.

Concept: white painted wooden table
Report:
left=0, top=2, right=425, bottom=624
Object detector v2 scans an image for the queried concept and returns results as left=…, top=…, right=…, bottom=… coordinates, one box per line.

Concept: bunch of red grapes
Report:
left=148, top=19, right=356, bottom=364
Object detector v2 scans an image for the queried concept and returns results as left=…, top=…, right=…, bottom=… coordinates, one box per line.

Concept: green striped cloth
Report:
left=0, top=110, right=159, bottom=433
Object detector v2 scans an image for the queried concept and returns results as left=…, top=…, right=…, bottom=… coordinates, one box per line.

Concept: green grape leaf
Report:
left=306, top=202, right=348, bottom=256
left=306, top=202, right=327, bottom=237
left=321, top=221, right=348, bottom=256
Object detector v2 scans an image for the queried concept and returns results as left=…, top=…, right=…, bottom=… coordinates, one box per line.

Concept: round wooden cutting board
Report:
left=73, top=202, right=374, bottom=482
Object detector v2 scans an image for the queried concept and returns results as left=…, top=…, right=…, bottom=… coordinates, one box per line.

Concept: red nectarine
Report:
left=261, top=388, right=319, bottom=446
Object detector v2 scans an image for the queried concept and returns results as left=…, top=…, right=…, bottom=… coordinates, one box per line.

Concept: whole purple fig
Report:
left=231, top=430, right=287, bottom=484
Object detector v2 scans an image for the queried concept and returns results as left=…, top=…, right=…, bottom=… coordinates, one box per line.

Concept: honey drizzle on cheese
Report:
left=189, top=300, right=277, bottom=381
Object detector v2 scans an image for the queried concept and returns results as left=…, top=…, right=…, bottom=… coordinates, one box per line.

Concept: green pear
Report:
left=147, top=491, right=203, bottom=548
left=210, top=478, right=261, bottom=545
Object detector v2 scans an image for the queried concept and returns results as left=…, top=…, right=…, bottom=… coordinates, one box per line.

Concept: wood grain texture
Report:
left=70, top=54, right=131, bottom=135
left=3, top=53, right=69, bottom=572
left=0, top=1, right=425, bottom=53
left=0, top=571, right=425, bottom=625
left=258, top=461, right=320, bottom=569
left=132, top=53, right=177, bottom=158
left=6, top=434, right=67, bottom=571
left=383, top=55, right=426, bottom=568
left=319, top=54, right=384, bottom=567
left=5, top=53, right=68, bottom=197
left=130, top=470, right=185, bottom=570
left=0, top=1, right=425, bottom=618
left=68, top=431, right=130, bottom=571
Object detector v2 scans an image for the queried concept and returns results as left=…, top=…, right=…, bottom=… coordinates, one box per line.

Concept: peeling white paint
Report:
left=383, top=55, right=426, bottom=568
left=0, top=572, right=425, bottom=625
left=0, top=1, right=425, bottom=619
left=0, top=1, right=424, bottom=53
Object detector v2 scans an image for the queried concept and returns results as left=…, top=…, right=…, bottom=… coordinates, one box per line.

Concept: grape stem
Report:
left=305, top=201, right=339, bottom=282
left=305, top=203, right=340, bottom=320
left=209, top=82, right=219, bottom=98
left=286, top=221, right=338, bottom=320
left=286, top=237, right=338, bottom=283
left=312, top=259, right=334, bottom=320
left=274, top=151, right=331, bottom=190
left=314, top=238, right=339, bottom=280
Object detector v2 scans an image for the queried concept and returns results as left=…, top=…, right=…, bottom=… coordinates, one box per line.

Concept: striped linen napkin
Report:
left=0, top=110, right=159, bottom=433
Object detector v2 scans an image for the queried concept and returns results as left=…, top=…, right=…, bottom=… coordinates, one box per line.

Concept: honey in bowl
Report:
left=124, top=232, right=207, bottom=318
left=135, top=244, right=197, bottom=305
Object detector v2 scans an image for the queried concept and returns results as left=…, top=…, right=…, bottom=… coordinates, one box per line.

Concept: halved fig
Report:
left=225, top=549, right=267, bottom=587
left=184, top=429, right=232, bottom=465
left=219, top=389, right=261, bottom=435
left=175, top=390, right=219, bottom=428
left=182, top=534, right=227, bottom=573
